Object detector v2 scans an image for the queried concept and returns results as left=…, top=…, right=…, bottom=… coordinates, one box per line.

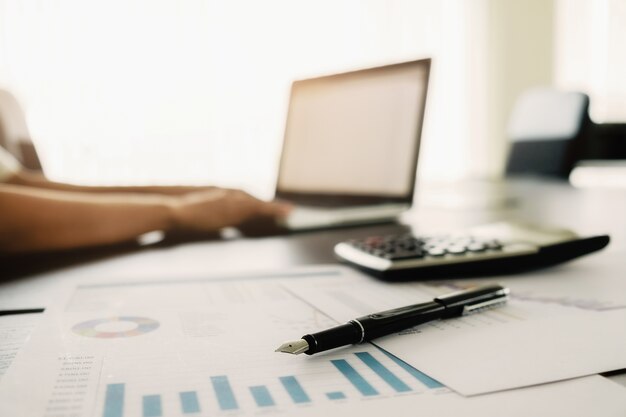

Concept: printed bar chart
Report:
left=142, top=395, right=161, bottom=417
left=211, top=375, right=239, bottom=410
left=100, top=350, right=445, bottom=416
left=326, top=391, right=346, bottom=400
left=331, top=359, right=379, bottom=396
left=378, top=348, right=444, bottom=389
left=355, top=352, right=412, bottom=393
left=249, top=386, right=275, bottom=407
left=279, top=376, right=311, bottom=403
left=103, top=383, right=125, bottom=417
left=179, top=391, right=200, bottom=414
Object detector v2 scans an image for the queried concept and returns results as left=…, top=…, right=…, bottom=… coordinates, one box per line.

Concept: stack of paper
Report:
left=1, top=258, right=625, bottom=416
left=287, top=254, right=626, bottom=395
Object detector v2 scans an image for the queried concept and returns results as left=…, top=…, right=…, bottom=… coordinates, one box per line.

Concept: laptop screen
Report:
left=276, top=59, right=430, bottom=205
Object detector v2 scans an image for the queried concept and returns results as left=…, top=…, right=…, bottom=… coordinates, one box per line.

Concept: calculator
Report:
left=333, top=222, right=610, bottom=281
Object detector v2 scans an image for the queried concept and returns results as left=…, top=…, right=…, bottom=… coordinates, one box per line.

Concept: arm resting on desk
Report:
left=0, top=184, right=289, bottom=253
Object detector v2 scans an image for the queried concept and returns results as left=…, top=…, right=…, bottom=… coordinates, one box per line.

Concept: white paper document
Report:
left=2, top=268, right=625, bottom=416
left=0, top=275, right=61, bottom=310
left=0, top=313, right=42, bottom=379
left=286, top=256, right=626, bottom=396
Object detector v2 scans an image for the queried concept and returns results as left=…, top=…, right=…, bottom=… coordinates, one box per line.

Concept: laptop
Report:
left=276, top=58, right=431, bottom=231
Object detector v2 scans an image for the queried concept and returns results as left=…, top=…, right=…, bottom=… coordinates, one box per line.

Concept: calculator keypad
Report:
left=346, top=234, right=504, bottom=261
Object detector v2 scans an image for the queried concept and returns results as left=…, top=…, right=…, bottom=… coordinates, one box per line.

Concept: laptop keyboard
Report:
left=281, top=204, right=407, bottom=230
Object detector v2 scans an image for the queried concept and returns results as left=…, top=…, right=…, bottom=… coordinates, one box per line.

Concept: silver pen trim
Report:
left=349, top=319, right=366, bottom=343
left=462, top=293, right=509, bottom=315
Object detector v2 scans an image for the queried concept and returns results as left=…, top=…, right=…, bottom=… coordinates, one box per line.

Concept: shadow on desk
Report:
left=0, top=221, right=409, bottom=282
left=0, top=230, right=223, bottom=281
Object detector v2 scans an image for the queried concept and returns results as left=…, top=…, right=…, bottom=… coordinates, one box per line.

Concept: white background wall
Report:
left=555, top=0, right=626, bottom=123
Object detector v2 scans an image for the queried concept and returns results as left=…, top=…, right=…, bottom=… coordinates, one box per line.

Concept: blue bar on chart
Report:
left=249, top=386, right=275, bottom=407
left=325, top=391, right=346, bottom=400
left=211, top=376, right=239, bottom=410
left=142, top=395, right=162, bottom=417
left=279, top=376, right=311, bottom=404
left=179, top=391, right=201, bottom=414
left=103, top=383, right=125, bottom=417
left=355, top=352, right=411, bottom=393
left=377, top=348, right=444, bottom=389
left=331, top=359, right=379, bottom=396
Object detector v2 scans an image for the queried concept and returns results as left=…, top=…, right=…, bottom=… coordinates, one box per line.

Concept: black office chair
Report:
left=505, top=88, right=591, bottom=179
left=585, top=122, right=626, bottom=161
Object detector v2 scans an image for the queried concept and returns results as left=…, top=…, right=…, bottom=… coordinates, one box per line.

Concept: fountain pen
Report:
left=276, top=284, right=509, bottom=355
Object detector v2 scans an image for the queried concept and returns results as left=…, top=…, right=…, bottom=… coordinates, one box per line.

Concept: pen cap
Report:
left=434, top=284, right=508, bottom=317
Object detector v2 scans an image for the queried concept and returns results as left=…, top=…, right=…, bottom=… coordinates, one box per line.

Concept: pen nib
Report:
left=275, top=339, right=309, bottom=355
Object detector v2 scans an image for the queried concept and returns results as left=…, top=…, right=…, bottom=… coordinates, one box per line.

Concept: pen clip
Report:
left=462, top=294, right=509, bottom=315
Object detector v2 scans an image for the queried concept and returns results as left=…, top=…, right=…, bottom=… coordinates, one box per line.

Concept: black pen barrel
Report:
left=303, top=301, right=446, bottom=354
left=303, top=323, right=362, bottom=355
left=292, top=285, right=508, bottom=356
left=356, top=301, right=445, bottom=340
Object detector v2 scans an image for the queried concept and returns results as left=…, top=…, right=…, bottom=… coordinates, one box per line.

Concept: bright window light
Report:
left=0, top=0, right=478, bottom=198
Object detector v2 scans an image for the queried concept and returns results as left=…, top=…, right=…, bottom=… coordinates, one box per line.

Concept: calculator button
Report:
left=485, top=240, right=503, bottom=250
left=452, top=238, right=472, bottom=247
left=467, top=242, right=487, bottom=252
left=427, top=247, right=446, bottom=256
left=369, top=249, right=386, bottom=257
left=446, top=246, right=467, bottom=255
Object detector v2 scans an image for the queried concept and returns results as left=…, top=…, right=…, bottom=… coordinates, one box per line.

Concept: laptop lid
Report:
left=275, top=58, right=431, bottom=207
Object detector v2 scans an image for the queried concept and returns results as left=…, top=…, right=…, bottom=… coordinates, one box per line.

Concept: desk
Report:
left=1, top=178, right=626, bottom=390
left=0, top=178, right=624, bottom=282
left=2, top=177, right=626, bottom=295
